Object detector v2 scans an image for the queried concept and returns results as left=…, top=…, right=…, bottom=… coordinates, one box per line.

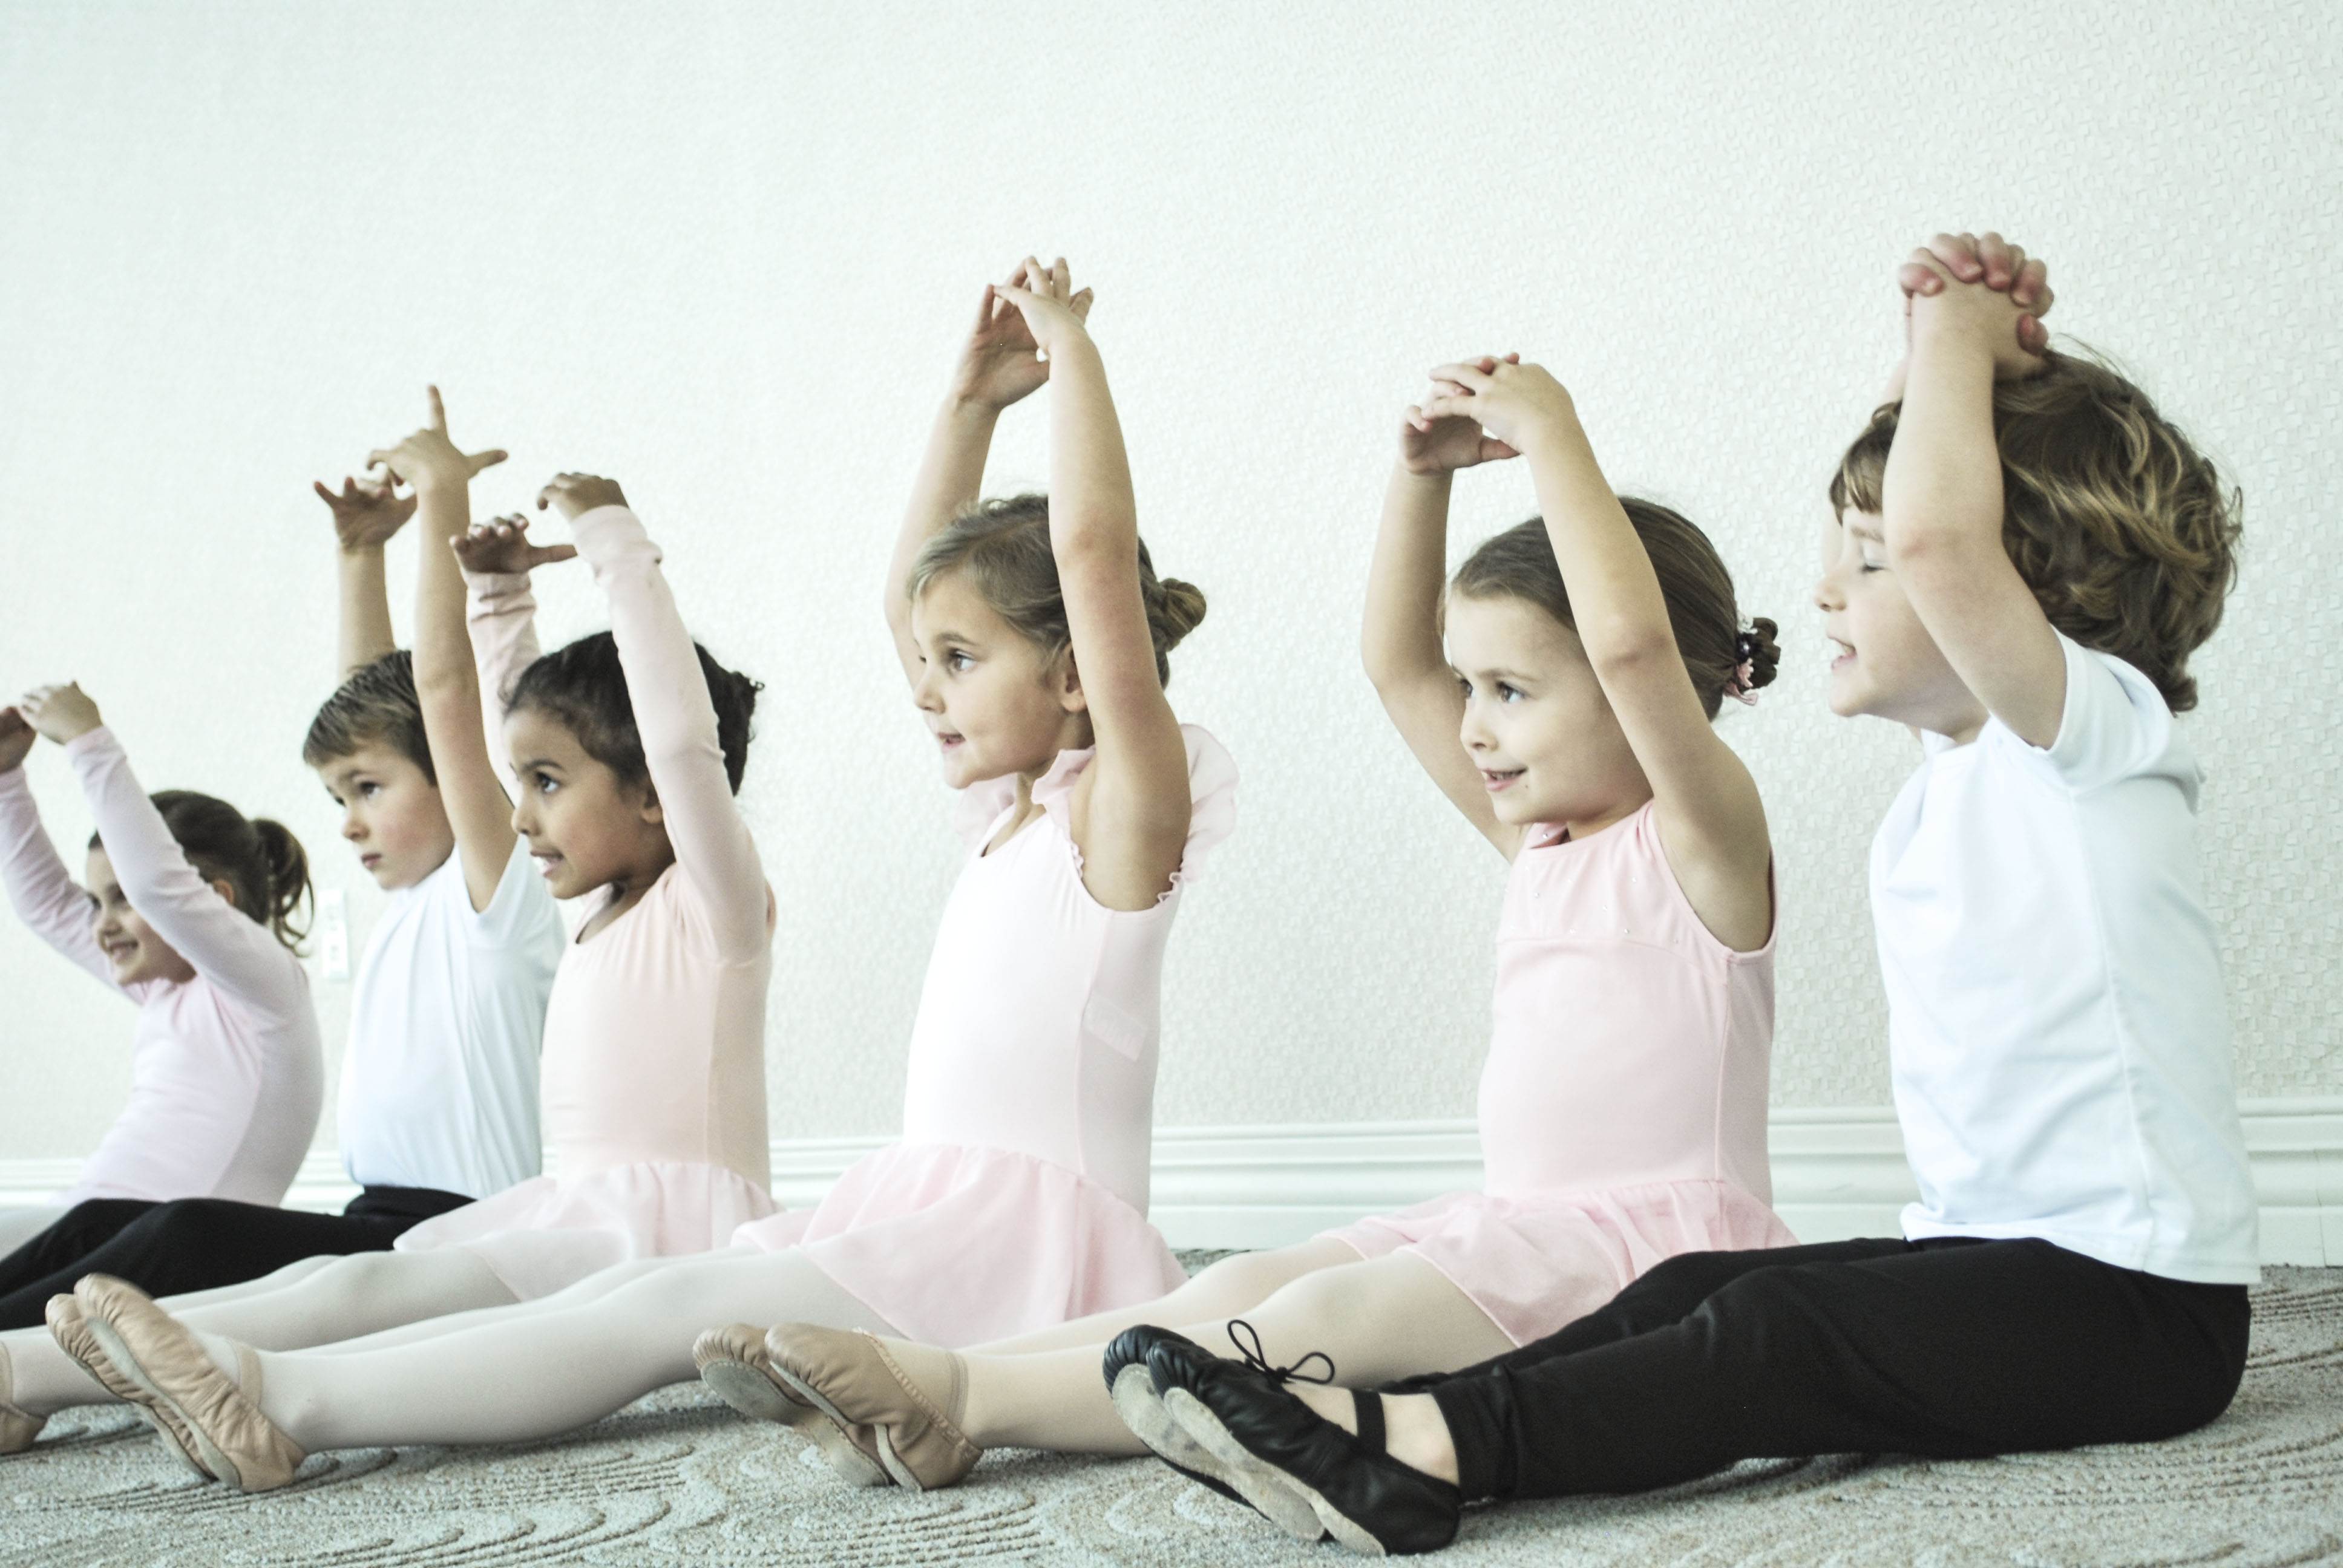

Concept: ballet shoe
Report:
left=1156, top=1345, right=1461, bottom=1557
left=693, top=1322, right=890, bottom=1488
left=45, top=1292, right=213, bottom=1478
left=72, top=1275, right=305, bottom=1492
left=0, top=1344, right=45, bottom=1455
left=762, top=1324, right=978, bottom=1492
left=1101, top=1326, right=1323, bottom=1539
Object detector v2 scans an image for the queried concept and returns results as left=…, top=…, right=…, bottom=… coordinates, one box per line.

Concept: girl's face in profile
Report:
left=1446, top=590, right=1642, bottom=831
left=503, top=708, right=667, bottom=901
left=908, top=572, right=1087, bottom=791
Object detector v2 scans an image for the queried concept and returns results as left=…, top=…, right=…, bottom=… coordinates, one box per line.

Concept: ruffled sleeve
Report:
left=1027, top=724, right=1239, bottom=898
left=949, top=773, right=1023, bottom=850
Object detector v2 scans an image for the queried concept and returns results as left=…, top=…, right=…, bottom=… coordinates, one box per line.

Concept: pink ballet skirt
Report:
left=735, top=1143, right=1185, bottom=1347
left=1327, top=1177, right=1797, bottom=1346
left=397, top=1158, right=777, bottom=1301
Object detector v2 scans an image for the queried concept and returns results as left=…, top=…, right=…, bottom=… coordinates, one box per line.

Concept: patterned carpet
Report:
left=4, top=1267, right=2339, bottom=1566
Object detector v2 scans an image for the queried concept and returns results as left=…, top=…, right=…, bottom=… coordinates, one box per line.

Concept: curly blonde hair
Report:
left=1829, top=349, right=2242, bottom=713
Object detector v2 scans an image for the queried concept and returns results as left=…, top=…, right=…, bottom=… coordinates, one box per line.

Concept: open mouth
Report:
left=102, top=939, right=139, bottom=964
left=532, top=852, right=566, bottom=880
left=359, top=852, right=383, bottom=870
left=1829, top=638, right=1855, bottom=672
left=1481, top=768, right=1525, bottom=792
left=935, top=732, right=966, bottom=751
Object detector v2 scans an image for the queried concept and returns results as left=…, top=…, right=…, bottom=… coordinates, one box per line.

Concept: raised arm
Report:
left=0, top=707, right=117, bottom=987
left=989, top=260, right=1190, bottom=911
left=885, top=264, right=1095, bottom=684
left=1419, top=359, right=1771, bottom=945
left=17, top=690, right=304, bottom=1020
left=1364, top=402, right=1524, bottom=858
left=540, top=478, right=768, bottom=961
left=316, top=474, right=417, bottom=680
left=1883, top=232, right=2065, bottom=746
left=366, top=387, right=519, bottom=912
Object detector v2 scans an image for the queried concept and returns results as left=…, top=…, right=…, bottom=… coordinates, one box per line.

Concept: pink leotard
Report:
left=395, top=505, right=777, bottom=1297
left=0, top=731, right=323, bottom=1207
left=1325, top=800, right=1795, bottom=1344
left=733, top=727, right=1237, bottom=1347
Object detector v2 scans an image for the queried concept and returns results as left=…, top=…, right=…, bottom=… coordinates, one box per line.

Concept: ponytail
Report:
left=100, top=792, right=313, bottom=952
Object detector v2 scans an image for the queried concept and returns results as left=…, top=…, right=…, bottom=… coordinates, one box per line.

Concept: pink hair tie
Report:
left=1724, top=658, right=1760, bottom=707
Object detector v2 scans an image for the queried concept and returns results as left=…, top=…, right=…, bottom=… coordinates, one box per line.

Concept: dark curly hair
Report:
left=906, top=494, right=1208, bottom=688
left=1449, top=500, right=1780, bottom=720
left=1830, top=347, right=2241, bottom=713
left=505, top=632, right=761, bottom=795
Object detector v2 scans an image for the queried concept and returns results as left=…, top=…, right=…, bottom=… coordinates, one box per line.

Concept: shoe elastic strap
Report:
left=1352, top=1389, right=1385, bottom=1456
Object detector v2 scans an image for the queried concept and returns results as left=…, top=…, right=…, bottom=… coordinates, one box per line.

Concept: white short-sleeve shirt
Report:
left=1871, top=633, right=2258, bottom=1284
left=336, top=839, right=562, bottom=1198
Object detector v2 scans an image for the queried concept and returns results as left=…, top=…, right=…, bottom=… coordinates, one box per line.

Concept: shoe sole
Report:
left=1165, top=1386, right=1386, bottom=1556
left=1112, top=1364, right=1323, bottom=1538
left=76, top=1312, right=237, bottom=1487
left=760, top=1361, right=894, bottom=1489
left=700, top=1356, right=807, bottom=1426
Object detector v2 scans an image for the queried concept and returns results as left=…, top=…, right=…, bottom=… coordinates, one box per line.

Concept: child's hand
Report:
left=1401, top=353, right=1523, bottom=474
left=453, top=514, right=580, bottom=577
left=0, top=707, right=34, bottom=773
left=314, top=474, right=418, bottom=552
left=18, top=684, right=102, bottom=746
left=1416, top=356, right=1579, bottom=457
left=367, top=386, right=508, bottom=498
left=1898, top=232, right=2054, bottom=377
left=951, top=263, right=1095, bottom=411
left=989, top=257, right=1094, bottom=361
left=536, top=472, right=628, bottom=520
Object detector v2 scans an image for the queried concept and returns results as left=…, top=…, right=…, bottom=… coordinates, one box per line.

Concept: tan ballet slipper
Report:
left=762, top=1324, right=978, bottom=1493
left=1, top=1342, right=45, bottom=1455
left=73, top=1274, right=304, bottom=1492
left=693, top=1322, right=890, bottom=1488
left=44, top=1292, right=212, bottom=1478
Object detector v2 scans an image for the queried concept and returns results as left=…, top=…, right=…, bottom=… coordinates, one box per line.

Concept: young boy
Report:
left=0, top=391, right=562, bottom=1376
left=1103, top=234, right=2258, bottom=1555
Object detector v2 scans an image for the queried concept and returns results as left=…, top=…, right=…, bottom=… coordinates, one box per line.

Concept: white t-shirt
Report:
left=1872, top=633, right=2258, bottom=1284
left=336, top=839, right=562, bottom=1198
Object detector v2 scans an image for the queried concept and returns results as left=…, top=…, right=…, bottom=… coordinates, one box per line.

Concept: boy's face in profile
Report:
left=1814, top=510, right=1989, bottom=743
left=317, top=743, right=455, bottom=890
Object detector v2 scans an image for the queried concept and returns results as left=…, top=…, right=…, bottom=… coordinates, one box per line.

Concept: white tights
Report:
left=250, top=1247, right=894, bottom=1449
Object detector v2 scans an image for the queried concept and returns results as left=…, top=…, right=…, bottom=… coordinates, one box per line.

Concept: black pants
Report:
left=0, top=1186, right=471, bottom=1329
left=1392, top=1236, right=2251, bottom=1501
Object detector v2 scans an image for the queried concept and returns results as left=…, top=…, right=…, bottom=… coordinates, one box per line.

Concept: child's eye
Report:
left=535, top=774, right=560, bottom=795
left=1497, top=683, right=1523, bottom=702
left=948, top=651, right=974, bottom=673
left=359, top=782, right=379, bottom=798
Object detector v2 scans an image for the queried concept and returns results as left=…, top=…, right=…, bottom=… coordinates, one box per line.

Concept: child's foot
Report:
left=0, top=1344, right=45, bottom=1454
left=1103, top=1326, right=1326, bottom=1540
left=693, top=1322, right=889, bottom=1487
left=762, top=1324, right=979, bottom=1492
left=1153, top=1344, right=1461, bottom=1556
left=45, top=1292, right=212, bottom=1477
left=70, top=1275, right=304, bottom=1492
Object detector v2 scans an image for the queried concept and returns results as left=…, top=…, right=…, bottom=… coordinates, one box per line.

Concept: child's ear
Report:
left=209, top=877, right=240, bottom=911
left=635, top=779, right=665, bottom=826
left=1056, top=649, right=1089, bottom=715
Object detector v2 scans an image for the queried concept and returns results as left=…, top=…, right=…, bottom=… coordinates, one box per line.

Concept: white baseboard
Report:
left=5, top=1099, right=2338, bottom=1265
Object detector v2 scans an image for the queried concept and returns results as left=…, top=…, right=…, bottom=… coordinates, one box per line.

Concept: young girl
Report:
left=0, top=688, right=321, bottom=1301
left=719, top=344, right=1794, bottom=1505
left=1118, top=235, right=2259, bottom=1558
left=9, top=468, right=773, bottom=1481
left=35, top=259, right=1235, bottom=1492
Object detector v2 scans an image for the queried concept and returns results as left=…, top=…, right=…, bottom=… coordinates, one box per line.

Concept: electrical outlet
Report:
left=318, top=888, right=349, bottom=981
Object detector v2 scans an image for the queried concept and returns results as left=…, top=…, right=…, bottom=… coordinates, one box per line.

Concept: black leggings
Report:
left=1391, top=1236, right=2251, bottom=1501
left=0, top=1186, right=471, bottom=1329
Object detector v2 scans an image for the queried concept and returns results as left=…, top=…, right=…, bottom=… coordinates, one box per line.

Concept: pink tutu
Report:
left=732, top=1142, right=1187, bottom=1348
left=395, top=1158, right=779, bottom=1300
left=1325, top=1177, right=1798, bottom=1346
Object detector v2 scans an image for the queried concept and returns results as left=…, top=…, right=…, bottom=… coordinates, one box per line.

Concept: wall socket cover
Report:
left=318, top=888, right=349, bottom=981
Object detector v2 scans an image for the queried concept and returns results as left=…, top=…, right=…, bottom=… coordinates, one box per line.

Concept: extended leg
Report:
left=257, top=1249, right=893, bottom=1449
left=974, top=1239, right=1362, bottom=1356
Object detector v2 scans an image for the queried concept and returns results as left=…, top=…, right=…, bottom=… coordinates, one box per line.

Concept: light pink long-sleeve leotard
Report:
left=1324, top=800, right=1796, bottom=1345
left=733, top=728, right=1238, bottom=1347
left=0, top=731, right=323, bottom=1207
left=394, top=506, right=776, bottom=1297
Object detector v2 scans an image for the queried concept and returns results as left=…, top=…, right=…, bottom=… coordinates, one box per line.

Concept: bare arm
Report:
left=992, top=263, right=1190, bottom=911
left=1363, top=403, right=1525, bottom=858
left=316, top=475, right=416, bottom=680
left=1882, top=234, right=2064, bottom=746
left=885, top=268, right=1094, bottom=684
left=1420, top=361, right=1770, bottom=947
left=367, top=387, right=516, bottom=912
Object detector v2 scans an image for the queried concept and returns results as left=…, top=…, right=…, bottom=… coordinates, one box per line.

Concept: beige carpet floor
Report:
left=4, top=1266, right=2339, bottom=1566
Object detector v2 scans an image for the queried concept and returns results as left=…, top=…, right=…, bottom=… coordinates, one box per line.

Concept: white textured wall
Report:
left=2, top=2, right=2336, bottom=1166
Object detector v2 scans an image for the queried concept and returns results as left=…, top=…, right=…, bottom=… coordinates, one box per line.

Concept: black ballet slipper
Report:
left=1158, top=1356, right=1461, bottom=1557
left=1101, top=1327, right=1323, bottom=1538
